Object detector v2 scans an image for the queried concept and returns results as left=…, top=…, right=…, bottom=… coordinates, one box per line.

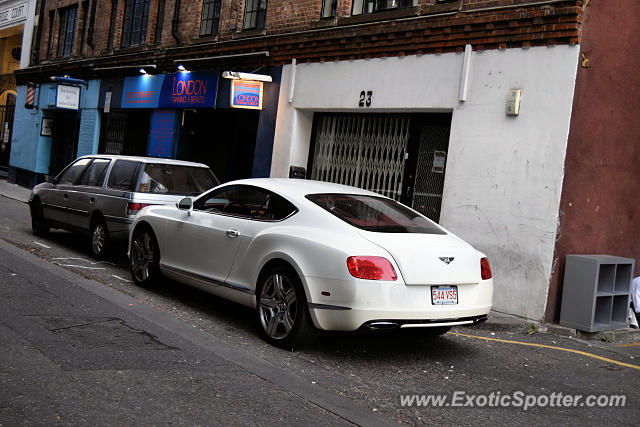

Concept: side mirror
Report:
left=177, top=197, right=193, bottom=213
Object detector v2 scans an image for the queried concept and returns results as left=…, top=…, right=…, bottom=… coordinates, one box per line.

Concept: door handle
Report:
left=90, top=197, right=95, bottom=204
left=63, top=194, right=68, bottom=199
left=226, top=229, right=240, bottom=238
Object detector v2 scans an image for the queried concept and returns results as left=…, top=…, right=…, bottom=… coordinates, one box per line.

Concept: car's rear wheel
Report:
left=256, top=265, right=317, bottom=349
left=130, top=227, right=161, bottom=288
left=89, top=219, right=109, bottom=259
left=30, top=200, right=49, bottom=236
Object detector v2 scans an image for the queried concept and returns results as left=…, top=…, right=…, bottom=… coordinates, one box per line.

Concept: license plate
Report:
left=431, top=285, right=458, bottom=305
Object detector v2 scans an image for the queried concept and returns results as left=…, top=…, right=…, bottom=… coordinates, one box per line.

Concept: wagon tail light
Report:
left=347, top=256, right=397, bottom=281
left=127, top=202, right=152, bottom=216
left=481, top=257, right=492, bottom=280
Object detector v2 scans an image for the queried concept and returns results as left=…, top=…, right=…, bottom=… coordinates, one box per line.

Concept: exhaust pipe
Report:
left=365, top=321, right=400, bottom=331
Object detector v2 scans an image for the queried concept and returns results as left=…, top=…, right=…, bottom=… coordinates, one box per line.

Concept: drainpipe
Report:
left=172, top=0, right=181, bottom=44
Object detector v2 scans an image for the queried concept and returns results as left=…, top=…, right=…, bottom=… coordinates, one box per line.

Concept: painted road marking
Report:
left=33, top=241, right=51, bottom=249
left=448, top=332, right=640, bottom=371
left=52, top=257, right=115, bottom=270
left=616, top=342, right=640, bottom=348
left=111, top=274, right=133, bottom=283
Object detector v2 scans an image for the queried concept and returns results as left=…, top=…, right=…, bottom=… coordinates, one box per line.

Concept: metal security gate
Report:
left=0, top=105, right=15, bottom=169
left=99, top=111, right=128, bottom=154
left=309, top=113, right=451, bottom=222
left=409, top=123, right=451, bottom=221
left=310, top=114, right=409, bottom=201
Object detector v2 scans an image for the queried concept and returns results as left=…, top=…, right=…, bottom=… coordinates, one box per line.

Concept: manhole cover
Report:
left=28, top=316, right=173, bottom=350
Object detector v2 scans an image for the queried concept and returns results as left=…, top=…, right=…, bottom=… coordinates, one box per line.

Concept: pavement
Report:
left=1, top=177, right=638, bottom=343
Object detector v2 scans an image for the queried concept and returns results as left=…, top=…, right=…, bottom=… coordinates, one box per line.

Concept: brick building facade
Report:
left=7, top=0, right=639, bottom=324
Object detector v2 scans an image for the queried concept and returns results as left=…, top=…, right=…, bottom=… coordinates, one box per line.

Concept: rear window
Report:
left=107, top=160, right=139, bottom=190
left=136, top=163, right=219, bottom=196
left=306, top=193, right=446, bottom=234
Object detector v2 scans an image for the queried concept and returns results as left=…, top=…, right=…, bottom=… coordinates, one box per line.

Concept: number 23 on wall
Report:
left=359, top=91, right=373, bottom=107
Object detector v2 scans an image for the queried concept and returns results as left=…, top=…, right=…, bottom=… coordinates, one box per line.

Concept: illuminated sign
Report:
left=55, top=85, right=81, bottom=110
left=122, top=75, right=163, bottom=108
left=231, top=80, right=263, bottom=110
left=159, top=72, right=218, bottom=108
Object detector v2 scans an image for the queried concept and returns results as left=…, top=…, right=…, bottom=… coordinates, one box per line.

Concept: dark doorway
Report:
left=49, top=110, right=80, bottom=177
left=98, top=109, right=151, bottom=156
left=178, top=109, right=259, bottom=183
left=0, top=104, right=15, bottom=168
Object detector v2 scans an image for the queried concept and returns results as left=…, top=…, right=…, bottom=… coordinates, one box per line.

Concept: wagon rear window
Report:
left=136, top=164, right=219, bottom=195
left=306, top=193, right=446, bottom=234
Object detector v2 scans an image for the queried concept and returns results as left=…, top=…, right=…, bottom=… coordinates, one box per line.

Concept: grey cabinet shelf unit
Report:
left=559, top=255, right=635, bottom=332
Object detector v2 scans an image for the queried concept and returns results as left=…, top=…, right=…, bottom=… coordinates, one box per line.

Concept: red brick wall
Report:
left=24, top=0, right=583, bottom=80
left=545, top=0, right=640, bottom=322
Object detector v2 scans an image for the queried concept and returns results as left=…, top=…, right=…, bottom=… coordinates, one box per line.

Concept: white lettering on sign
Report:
left=56, top=85, right=81, bottom=110
left=0, top=2, right=27, bottom=26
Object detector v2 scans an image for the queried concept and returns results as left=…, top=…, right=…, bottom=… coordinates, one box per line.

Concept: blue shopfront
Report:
left=9, top=68, right=281, bottom=187
left=9, top=78, right=102, bottom=187
left=99, top=69, right=281, bottom=183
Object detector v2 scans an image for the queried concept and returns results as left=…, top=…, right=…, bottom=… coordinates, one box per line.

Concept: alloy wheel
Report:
left=91, top=223, right=106, bottom=256
left=258, top=273, right=298, bottom=340
left=131, top=231, right=156, bottom=283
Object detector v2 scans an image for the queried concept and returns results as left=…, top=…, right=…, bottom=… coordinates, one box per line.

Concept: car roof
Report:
left=77, top=154, right=211, bottom=169
left=220, top=178, right=382, bottom=201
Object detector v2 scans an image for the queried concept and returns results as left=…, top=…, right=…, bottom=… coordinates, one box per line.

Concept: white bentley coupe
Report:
left=128, top=179, right=493, bottom=348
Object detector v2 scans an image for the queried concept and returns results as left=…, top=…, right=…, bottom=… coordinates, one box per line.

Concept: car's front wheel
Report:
left=89, top=219, right=109, bottom=259
left=130, top=227, right=161, bottom=288
left=30, top=200, right=50, bottom=236
left=256, top=265, right=317, bottom=349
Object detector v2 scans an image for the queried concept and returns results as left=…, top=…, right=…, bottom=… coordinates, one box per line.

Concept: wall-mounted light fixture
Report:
left=139, top=68, right=148, bottom=74
left=222, top=71, right=272, bottom=82
left=177, top=64, right=189, bottom=72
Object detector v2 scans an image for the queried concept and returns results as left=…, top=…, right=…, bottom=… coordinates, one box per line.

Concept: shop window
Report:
left=243, top=0, right=267, bottom=30
left=200, top=0, right=222, bottom=36
left=351, top=0, right=416, bottom=15
left=321, top=0, right=337, bottom=18
left=121, top=0, right=150, bottom=47
left=57, top=5, right=78, bottom=57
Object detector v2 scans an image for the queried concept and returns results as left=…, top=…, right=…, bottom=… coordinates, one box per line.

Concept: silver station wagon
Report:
left=29, top=155, right=219, bottom=258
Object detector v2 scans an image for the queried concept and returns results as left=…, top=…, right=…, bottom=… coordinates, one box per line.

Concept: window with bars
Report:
left=200, top=0, right=222, bottom=36
left=57, top=5, right=77, bottom=57
left=243, top=0, right=267, bottom=30
left=321, top=0, right=337, bottom=18
left=121, top=0, right=150, bottom=47
left=351, top=0, right=416, bottom=15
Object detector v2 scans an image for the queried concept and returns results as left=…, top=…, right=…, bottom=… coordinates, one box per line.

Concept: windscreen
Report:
left=136, top=164, right=219, bottom=195
left=306, top=193, right=446, bottom=234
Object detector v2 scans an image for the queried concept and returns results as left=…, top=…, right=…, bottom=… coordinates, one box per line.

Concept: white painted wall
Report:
left=0, top=0, right=36, bottom=69
left=272, top=45, right=580, bottom=320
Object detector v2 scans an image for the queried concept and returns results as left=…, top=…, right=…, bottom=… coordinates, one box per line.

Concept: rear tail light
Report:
left=127, top=202, right=151, bottom=216
left=481, top=257, right=492, bottom=280
left=347, top=256, right=397, bottom=281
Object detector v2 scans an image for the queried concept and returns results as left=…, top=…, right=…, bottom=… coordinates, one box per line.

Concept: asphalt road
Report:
left=1, top=195, right=638, bottom=426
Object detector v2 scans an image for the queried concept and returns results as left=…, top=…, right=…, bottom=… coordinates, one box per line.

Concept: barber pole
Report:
left=25, top=84, right=36, bottom=109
